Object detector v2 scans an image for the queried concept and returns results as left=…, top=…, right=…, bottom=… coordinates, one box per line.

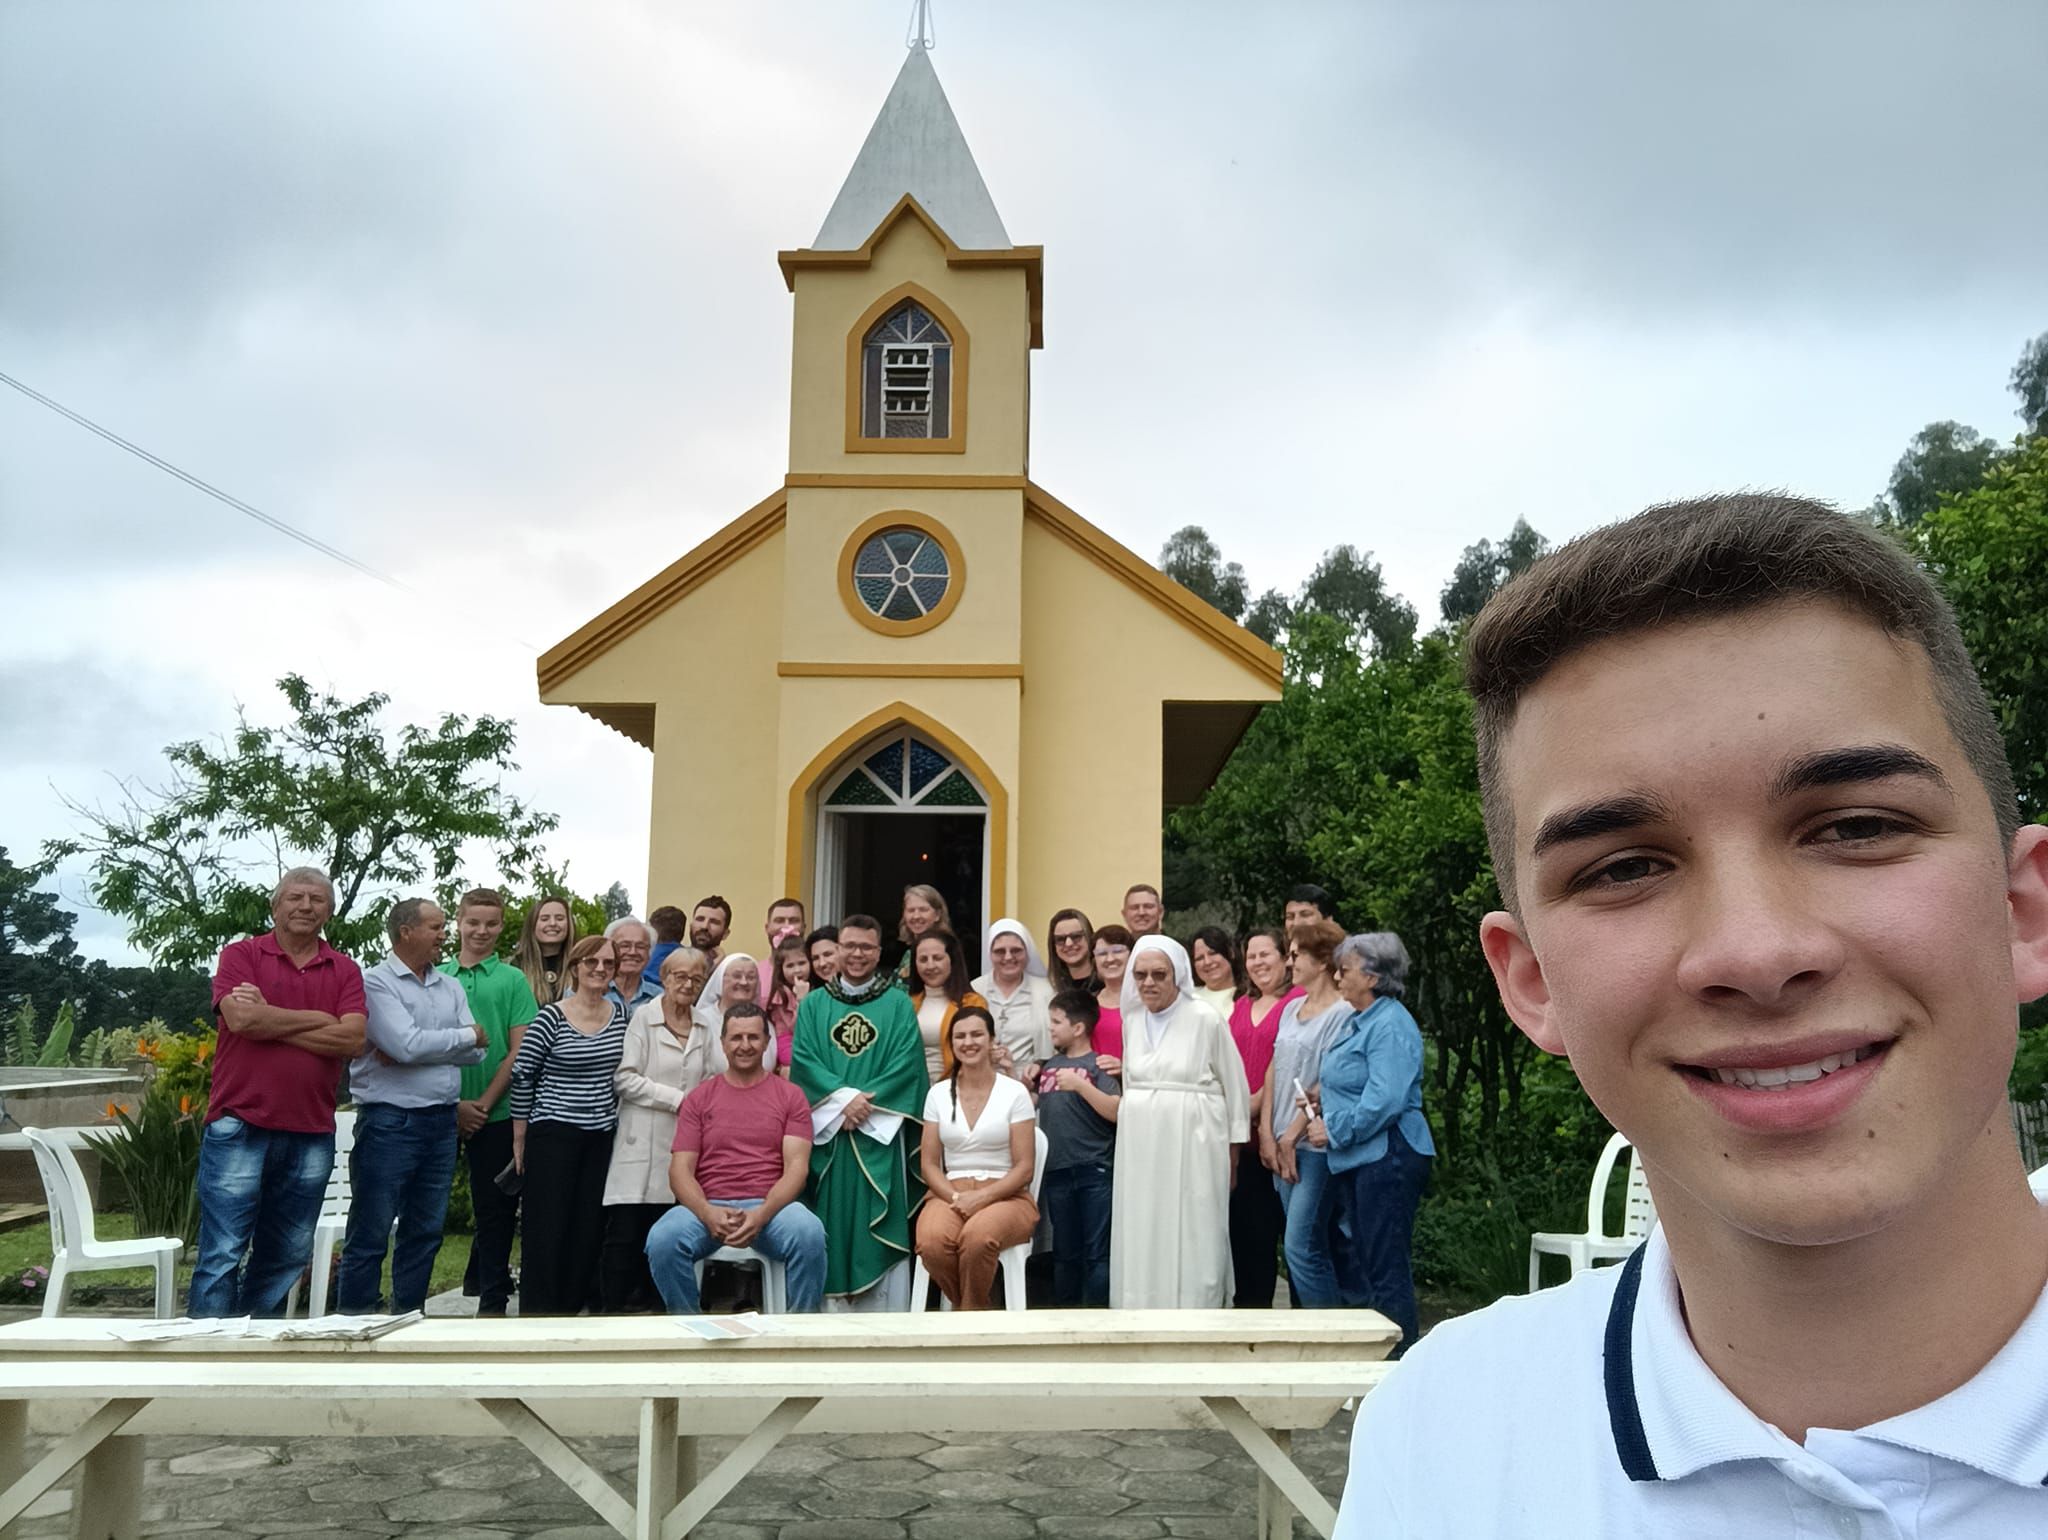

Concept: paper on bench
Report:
left=101, top=1313, right=422, bottom=1343
left=677, top=1312, right=782, bottom=1340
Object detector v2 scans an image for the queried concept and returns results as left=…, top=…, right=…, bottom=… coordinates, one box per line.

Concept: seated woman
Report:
left=908, top=927, right=986, bottom=1083
left=1305, top=931, right=1434, bottom=1353
left=915, top=1006, right=1039, bottom=1309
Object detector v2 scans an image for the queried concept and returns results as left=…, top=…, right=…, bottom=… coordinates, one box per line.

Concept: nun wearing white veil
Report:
left=693, top=953, right=778, bottom=1073
left=1109, top=935, right=1251, bottom=1309
left=970, top=918, right=1055, bottom=1078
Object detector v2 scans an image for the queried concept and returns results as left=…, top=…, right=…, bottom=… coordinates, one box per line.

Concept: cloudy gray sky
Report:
left=4, top=0, right=2043, bottom=962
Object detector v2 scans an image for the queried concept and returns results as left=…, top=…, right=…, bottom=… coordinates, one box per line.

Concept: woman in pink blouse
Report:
left=1228, top=927, right=1301, bottom=1307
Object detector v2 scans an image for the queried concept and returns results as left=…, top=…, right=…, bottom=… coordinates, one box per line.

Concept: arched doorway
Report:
left=813, top=725, right=989, bottom=970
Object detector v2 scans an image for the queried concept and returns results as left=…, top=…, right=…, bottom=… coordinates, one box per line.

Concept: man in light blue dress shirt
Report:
left=604, top=916, right=663, bottom=1014
left=337, top=898, right=486, bottom=1314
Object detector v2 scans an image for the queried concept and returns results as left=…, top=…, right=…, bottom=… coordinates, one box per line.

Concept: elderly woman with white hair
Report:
left=1303, top=931, right=1434, bottom=1352
left=1108, top=936, right=1251, bottom=1308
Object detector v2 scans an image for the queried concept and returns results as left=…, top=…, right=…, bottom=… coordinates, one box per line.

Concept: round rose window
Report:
left=851, top=527, right=953, bottom=624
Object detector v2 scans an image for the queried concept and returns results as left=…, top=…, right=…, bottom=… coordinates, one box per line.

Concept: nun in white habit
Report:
left=1108, top=935, right=1251, bottom=1309
left=693, top=953, right=778, bottom=1073
left=970, top=918, right=1056, bottom=1077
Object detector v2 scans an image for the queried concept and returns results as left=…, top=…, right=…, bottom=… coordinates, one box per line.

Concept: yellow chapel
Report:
left=537, top=44, right=1280, bottom=959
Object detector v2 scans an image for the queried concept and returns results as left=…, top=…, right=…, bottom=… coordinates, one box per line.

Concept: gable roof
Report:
left=815, top=48, right=1010, bottom=252
left=535, top=481, right=1283, bottom=744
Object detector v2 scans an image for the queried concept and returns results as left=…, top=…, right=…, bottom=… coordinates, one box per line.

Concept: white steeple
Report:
left=813, top=47, right=1011, bottom=252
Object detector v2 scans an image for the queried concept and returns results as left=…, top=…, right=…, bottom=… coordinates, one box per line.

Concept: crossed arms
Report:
left=217, top=984, right=365, bottom=1059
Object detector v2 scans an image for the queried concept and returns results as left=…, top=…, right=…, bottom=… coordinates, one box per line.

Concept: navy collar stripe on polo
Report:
left=1603, top=1242, right=1662, bottom=1483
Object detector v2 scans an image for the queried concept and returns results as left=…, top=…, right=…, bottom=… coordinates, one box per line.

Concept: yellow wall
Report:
left=781, top=485, right=1023, bottom=666
left=1014, top=514, right=1275, bottom=935
left=786, top=215, right=1031, bottom=478
left=539, top=527, right=789, bottom=938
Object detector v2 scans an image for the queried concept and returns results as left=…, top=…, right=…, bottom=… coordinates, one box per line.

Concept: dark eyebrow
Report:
left=1770, top=743, right=1951, bottom=801
left=1531, top=793, right=1674, bottom=858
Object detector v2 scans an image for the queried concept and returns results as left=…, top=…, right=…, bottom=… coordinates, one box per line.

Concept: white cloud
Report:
left=3, top=0, right=2038, bottom=962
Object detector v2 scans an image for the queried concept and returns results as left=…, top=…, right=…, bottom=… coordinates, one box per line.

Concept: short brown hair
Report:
left=457, top=886, right=504, bottom=913
left=1287, top=917, right=1346, bottom=975
left=563, top=934, right=614, bottom=987
left=1466, top=493, right=2018, bottom=908
left=648, top=905, right=687, bottom=943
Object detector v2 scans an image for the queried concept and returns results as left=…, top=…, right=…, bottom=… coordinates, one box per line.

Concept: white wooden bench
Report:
left=0, top=1310, right=1394, bottom=1540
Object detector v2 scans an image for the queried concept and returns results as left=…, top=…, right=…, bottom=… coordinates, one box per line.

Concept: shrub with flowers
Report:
left=0, top=1265, right=51, bottom=1305
left=75, top=1023, right=215, bottom=1246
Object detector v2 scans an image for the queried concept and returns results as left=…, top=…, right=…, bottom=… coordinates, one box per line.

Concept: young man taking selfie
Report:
left=1336, top=494, right=2048, bottom=1537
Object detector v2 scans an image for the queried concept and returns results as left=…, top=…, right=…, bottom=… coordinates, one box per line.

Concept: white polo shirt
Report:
left=1335, top=1220, right=2048, bottom=1538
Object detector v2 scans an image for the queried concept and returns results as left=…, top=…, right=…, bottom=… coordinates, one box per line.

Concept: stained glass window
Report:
left=822, top=731, right=986, bottom=810
left=860, top=303, right=953, bottom=440
left=850, top=527, right=953, bottom=625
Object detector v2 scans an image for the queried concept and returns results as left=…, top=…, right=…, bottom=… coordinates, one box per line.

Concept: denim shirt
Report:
left=1318, top=995, right=1435, bottom=1173
left=351, top=954, right=485, bottom=1108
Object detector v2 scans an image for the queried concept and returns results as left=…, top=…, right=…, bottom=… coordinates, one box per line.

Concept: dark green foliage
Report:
left=51, top=674, right=558, bottom=967
left=1881, top=420, right=2005, bottom=528
left=1158, top=525, right=1249, bottom=622
left=1439, top=518, right=1549, bottom=625
left=2012, top=332, right=2048, bottom=438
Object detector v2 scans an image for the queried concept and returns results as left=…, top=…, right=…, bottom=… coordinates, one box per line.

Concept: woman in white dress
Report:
left=1109, top=936, right=1251, bottom=1308
left=692, top=953, right=777, bottom=1071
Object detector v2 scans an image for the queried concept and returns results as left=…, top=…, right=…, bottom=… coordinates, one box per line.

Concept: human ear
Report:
left=2007, top=824, right=2048, bottom=1005
left=1480, top=910, right=1564, bottom=1055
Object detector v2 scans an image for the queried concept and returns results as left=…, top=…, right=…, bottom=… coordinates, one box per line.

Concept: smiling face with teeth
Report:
left=1480, top=600, right=2048, bottom=1249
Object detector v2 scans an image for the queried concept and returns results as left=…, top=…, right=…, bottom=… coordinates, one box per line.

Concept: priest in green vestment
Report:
left=790, top=914, right=927, bottom=1303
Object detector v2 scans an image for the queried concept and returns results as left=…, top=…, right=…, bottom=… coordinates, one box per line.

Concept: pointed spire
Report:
left=813, top=48, right=1011, bottom=252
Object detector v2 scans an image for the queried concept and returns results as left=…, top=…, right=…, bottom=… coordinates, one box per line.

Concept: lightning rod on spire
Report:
left=906, top=0, right=935, bottom=51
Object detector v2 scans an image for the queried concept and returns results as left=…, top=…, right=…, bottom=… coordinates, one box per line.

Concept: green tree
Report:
left=1440, top=518, right=1550, bottom=625
left=598, top=881, right=633, bottom=922
left=51, top=675, right=558, bottom=968
left=1243, top=588, right=1292, bottom=646
left=1911, top=434, right=2048, bottom=822
left=1158, top=526, right=1249, bottom=622
left=2012, top=332, right=2048, bottom=439
left=1298, top=545, right=1417, bottom=658
left=0, top=847, right=80, bottom=1030
left=1881, top=420, right=2004, bottom=527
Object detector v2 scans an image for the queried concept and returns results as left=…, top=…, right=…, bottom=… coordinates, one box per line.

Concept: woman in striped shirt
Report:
left=510, top=933, right=627, bottom=1314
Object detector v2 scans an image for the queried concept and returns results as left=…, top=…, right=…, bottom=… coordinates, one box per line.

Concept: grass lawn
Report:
left=0, top=1216, right=487, bottom=1308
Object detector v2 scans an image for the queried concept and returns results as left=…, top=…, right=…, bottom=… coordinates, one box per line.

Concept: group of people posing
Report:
left=188, top=874, right=1431, bottom=1342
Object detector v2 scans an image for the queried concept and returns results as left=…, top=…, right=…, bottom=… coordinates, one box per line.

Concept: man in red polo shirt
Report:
left=190, top=866, right=367, bottom=1317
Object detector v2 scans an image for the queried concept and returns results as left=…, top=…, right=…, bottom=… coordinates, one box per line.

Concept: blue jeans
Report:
left=1276, top=1145, right=1343, bottom=1308
left=189, top=1117, right=334, bottom=1318
left=1040, top=1162, right=1113, bottom=1308
left=337, top=1102, right=458, bottom=1313
left=1335, top=1128, right=1431, bottom=1351
left=644, top=1199, right=827, bottom=1314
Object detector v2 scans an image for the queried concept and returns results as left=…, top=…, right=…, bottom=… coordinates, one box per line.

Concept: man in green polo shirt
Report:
left=440, top=886, right=539, bottom=1315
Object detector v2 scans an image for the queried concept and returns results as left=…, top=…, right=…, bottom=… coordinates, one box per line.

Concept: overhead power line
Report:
left=0, top=369, right=417, bottom=596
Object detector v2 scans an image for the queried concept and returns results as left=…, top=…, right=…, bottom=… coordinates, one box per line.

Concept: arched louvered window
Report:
left=861, top=302, right=953, bottom=440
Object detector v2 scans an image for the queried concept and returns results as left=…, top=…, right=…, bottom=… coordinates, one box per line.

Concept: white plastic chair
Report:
left=1527, top=1131, right=1657, bottom=1292
left=912, top=1126, right=1048, bottom=1312
left=26, top=1127, right=183, bottom=1318
left=695, top=1244, right=789, bottom=1314
left=286, top=1109, right=357, bottom=1317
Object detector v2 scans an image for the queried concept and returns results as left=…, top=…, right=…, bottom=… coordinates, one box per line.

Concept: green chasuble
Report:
left=791, top=972, right=929, bottom=1297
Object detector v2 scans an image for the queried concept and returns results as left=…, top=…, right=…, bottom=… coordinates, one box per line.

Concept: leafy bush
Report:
left=138, top=1027, right=215, bottom=1111
left=86, top=1091, right=203, bottom=1243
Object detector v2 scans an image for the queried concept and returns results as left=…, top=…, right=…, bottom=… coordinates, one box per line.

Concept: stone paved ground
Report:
left=11, top=1421, right=1354, bottom=1539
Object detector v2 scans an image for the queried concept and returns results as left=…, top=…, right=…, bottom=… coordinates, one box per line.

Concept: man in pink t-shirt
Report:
left=191, top=867, right=367, bottom=1317
left=644, top=1001, right=826, bottom=1313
